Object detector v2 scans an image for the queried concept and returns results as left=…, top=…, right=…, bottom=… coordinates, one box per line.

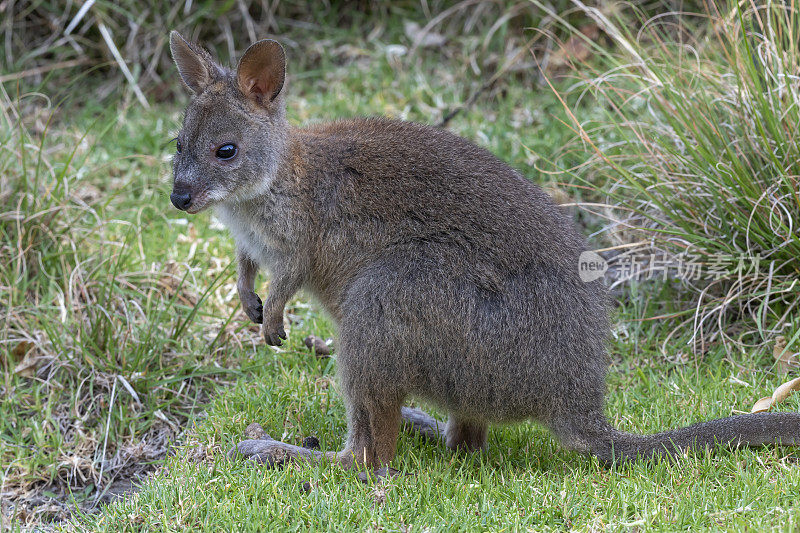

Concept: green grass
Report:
left=76, top=322, right=800, bottom=532
left=2, top=2, right=799, bottom=530
left=0, top=99, right=250, bottom=520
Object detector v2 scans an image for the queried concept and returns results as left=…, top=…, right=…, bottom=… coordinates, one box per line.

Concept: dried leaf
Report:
left=11, top=340, right=34, bottom=361
left=543, top=185, right=571, bottom=206
left=404, top=21, right=446, bottom=48
left=751, top=376, right=800, bottom=413
left=773, top=336, right=798, bottom=373
left=751, top=396, right=773, bottom=413
left=546, top=24, right=599, bottom=76
left=116, top=375, right=141, bottom=405
left=157, top=260, right=198, bottom=306
left=13, top=346, right=44, bottom=378
left=772, top=377, right=800, bottom=404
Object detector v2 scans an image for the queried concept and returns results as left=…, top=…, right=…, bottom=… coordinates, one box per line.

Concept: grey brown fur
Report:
left=168, top=32, right=799, bottom=470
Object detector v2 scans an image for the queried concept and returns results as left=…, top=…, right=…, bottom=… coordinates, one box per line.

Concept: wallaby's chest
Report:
left=214, top=203, right=287, bottom=270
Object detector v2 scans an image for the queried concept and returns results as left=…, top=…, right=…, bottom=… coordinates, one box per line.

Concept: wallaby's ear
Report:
left=236, top=39, right=286, bottom=105
left=169, top=31, right=219, bottom=93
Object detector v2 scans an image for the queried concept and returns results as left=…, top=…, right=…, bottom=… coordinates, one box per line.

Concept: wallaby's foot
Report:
left=241, top=291, right=263, bottom=324
left=229, top=436, right=405, bottom=483
left=262, top=315, right=287, bottom=346
left=230, top=435, right=403, bottom=482
left=230, top=422, right=328, bottom=465
left=229, top=435, right=334, bottom=467
left=229, top=424, right=394, bottom=476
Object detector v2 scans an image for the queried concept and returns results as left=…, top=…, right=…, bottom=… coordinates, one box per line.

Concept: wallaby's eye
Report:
left=176, top=139, right=182, bottom=153
left=216, top=144, right=237, bottom=160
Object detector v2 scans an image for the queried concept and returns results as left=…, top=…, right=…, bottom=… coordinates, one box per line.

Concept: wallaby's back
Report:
left=296, top=118, right=591, bottom=294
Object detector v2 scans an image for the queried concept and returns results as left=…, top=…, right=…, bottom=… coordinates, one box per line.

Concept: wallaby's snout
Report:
left=170, top=189, right=192, bottom=211
left=169, top=172, right=208, bottom=213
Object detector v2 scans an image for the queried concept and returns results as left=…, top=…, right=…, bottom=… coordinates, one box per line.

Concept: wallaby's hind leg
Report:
left=446, top=416, right=488, bottom=452
left=401, top=407, right=488, bottom=452
left=337, top=397, right=403, bottom=469
left=231, top=385, right=403, bottom=471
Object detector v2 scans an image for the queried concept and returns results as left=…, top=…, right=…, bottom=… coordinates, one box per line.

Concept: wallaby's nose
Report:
left=170, top=192, right=192, bottom=211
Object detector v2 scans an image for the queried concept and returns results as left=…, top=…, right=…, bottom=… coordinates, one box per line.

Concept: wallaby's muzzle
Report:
left=170, top=190, right=192, bottom=211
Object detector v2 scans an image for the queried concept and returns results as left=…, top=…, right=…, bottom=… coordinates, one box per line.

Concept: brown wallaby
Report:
left=168, top=31, right=799, bottom=472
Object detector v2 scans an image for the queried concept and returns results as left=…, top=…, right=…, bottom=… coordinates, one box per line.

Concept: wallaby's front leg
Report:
left=261, top=266, right=302, bottom=346
left=237, top=250, right=263, bottom=324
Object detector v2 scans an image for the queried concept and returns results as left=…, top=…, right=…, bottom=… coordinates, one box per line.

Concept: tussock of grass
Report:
left=547, top=1, right=800, bottom=354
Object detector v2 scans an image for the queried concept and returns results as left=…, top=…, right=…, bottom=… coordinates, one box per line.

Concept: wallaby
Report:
left=168, top=31, right=799, bottom=472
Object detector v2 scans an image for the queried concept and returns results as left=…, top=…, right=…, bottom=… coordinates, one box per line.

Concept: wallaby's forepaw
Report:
left=264, top=326, right=287, bottom=346
left=263, top=317, right=287, bottom=346
left=241, top=292, right=263, bottom=324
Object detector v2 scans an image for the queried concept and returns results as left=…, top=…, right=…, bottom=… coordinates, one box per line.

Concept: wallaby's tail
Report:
left=577, top=412, right=800, bottom=465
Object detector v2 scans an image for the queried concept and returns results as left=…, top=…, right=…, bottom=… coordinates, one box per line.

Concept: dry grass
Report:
left=543, top=0, right=800, bottom=358
left=0, top=91, right=266, bottom=524
left=1, top=1, right=707, bottom=108
left=1, top=0, right=580, bottom=108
